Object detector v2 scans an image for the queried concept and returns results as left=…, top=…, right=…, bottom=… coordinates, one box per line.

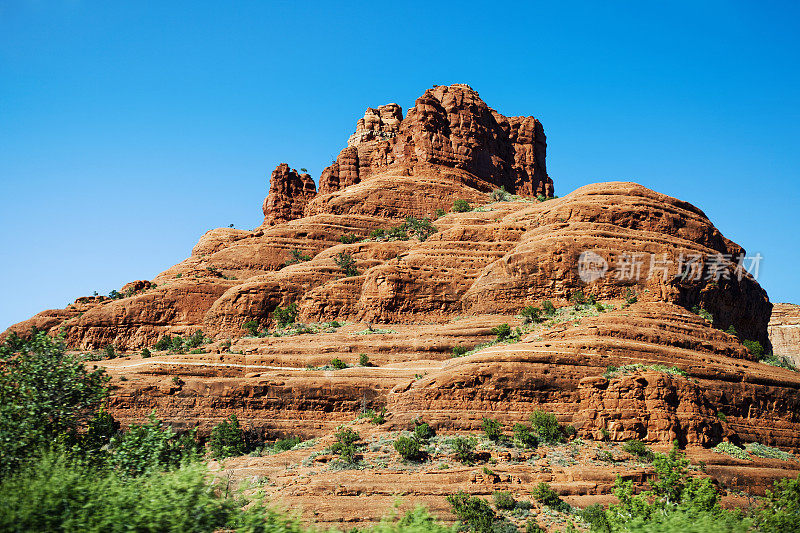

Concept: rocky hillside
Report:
left=6, top=83, right=799, bottom=529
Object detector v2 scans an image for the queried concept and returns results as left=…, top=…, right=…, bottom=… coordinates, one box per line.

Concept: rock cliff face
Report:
left=315, top=84, right=552, bottom=199
left=769, top=303, right=800, bottom=367
left=261, top=163, right=317, bottom=225
left=4, top=83, right=791, bottom=453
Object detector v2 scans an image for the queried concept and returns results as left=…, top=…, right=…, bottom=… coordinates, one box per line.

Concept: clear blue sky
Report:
left=1, top=1, right=798, bottom=331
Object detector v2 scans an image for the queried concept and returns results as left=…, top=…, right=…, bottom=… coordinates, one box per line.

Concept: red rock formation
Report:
left=262, top=163, right=317, bottom=225
left=769, top=303, right=800, bottom=367
left=317, top=84, right=553, bottom=199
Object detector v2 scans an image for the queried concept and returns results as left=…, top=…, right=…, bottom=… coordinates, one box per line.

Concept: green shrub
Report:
left=623, top=439, right=654, bottom=461
left=370, top=228, right=386, bottom=239
left=154, top=335, right=172, bottom=351
left=513, top=423, right=538, bottom=449
left=452, top=346, right=469, bottom=357
left=452, top=199, right=472, bottom=213
left=104, top=344, right=116, bottom=358
left=271, top=435, right=302, bottom=452
left=531, top=482, right=570, bottom=512
left=0, top=453, right=246, bottom=532
left=339, top=233, right=359, bottom=244
left=542, top=300, right=556, bottom=315
left=525, top=519, right=545, bottom=532
left=394, top=436, right=423, bottom=461
left=285, top=248, right=312, bottom=265
left=369, top=407, right=387, bottom=425
left=331, top=427, right=360, bottom=463
left=761, top=354, right=798, bottom=370
left=0, top=333, right=109, bottom=477
left=334, top=251, right=359, bottom=276
left=359, top=353, right=370, bottom=366
left=746, top=442, right=795, bottom=461
left=184, top=330, right=206, bottom=349
left=481, top=417, right=503, bottom=441
left=452, top=437, right=476, bottom=464
left=569, top=290, right=586, bottom=307
left=435, top=208, right=446, bottom=218
left=491, top=187, right=510, bottom=202
left=520, top=306, right=542, bottom=323
left=717, top=411, right=727, bottom=421
left=169, top=335, right=185, bottom=354
left=446, top=491, right=496, bottom=532
left=209, top=414, right=246, bottom=459
left=743, top=339, right=765, bottom=359
left=413, top=421, right=436, bottom=441
left=330, top=357, right=347, bottom=370
left=757, top=474, right=800, bottom=532
left=692, top=305, right=713, bottom=323
left=625, top=288, right=638, bottom=305
left=493, top=490, right=516, bottom=509
left=491, top=323, right=512, bottom=341
left=714, top=441, right=750, bottom=460
left=580, top=504, right=610, bottom=532
left=403, top=216, right=437, bottom=241
left=141, top=347, right=151, bottom=358
left=273, top=303, right=299, bottom=328
left=110, top=413, right=199, bottom=476
left=530, top=410, right=563, bottom=444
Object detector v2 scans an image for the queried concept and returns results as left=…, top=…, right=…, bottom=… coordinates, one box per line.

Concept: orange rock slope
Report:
left=4, top=83, right=795, bottom=452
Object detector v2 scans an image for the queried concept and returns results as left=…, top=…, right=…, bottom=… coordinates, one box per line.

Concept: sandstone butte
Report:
left=5, top=83, right=800, bottom=529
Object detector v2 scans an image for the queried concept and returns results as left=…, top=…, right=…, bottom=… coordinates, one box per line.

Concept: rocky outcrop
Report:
left=769, top=303, right=800, bottom=367
left=575, top=371, right=729, bottom=446
left=262, top=163, right=317, bottom=225
left=316, top=84, right=553, bottom=199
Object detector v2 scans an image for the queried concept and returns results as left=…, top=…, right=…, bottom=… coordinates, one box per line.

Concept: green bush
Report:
left=209, top=414, right=246, bottom=459
left=529, top=410, right=563, bottom=444
left=0, top=333, right=109, bottom=477
left=452, top=437, right=476, bottom=464
left=271, top=435, right=302, bottom=452
left=109, top=413, right=199, bottom=476
left=713, top=441, right=750, bottom=460
left=330, top=357, right=348, bottom=370
left=184, top=330, right=206, bottom=349
left=569, top=290, right=586, bottom=307
left=525, top=519, right=545, bottom=532
left=481, top=418, right=503, bottom=441
left=493, top=490, right=516, bottom=509
left=435, top=208, right=446, bottom=218
left=369, top=407, right=387, bottom=425
left=170, top=335, right=185, bottom=354
left=520, top=306, right=542, bottom=323
left=334, top=252, right=359, bottom=277
left=531, top=482, right=570, bottom=512
left=370, top=228, right=386, bottom=239
left=340, top=233, right=360, bottom=244
left=104, top=344, right=116, bottom=358
left=452, top=199, right=472, bottom=213
left=141, top=347, right=151, bottom=358
left=542, top=300, right=556, bottom=315
left=757, top=474, right=800, bottom=532
left=413, top=420, right=436, bottom=441
left=491, top=187, right=510, bottom=202
left=331, top=427, right=360, bottom=463
left=154, top=335, right=172, bottom=351
left=746, top=442, right=795, bottom=461
left=625, top=288, right=638, bottom=305
left=692, top=305, right=713, bottom=323
left=0, top=453, right=246, bottom=532
left=452, top=346, right=469, bottom=357
left=285, top=248, right=312, bottom=265
left=513, top=423, right=538, bottom=449
left=359, top=353, right=370, bottom=366
left=623, top=439, right=654, bottom=461
left=394, top=436, right=423, bottom=461
left=491, top=323, right=512, bottom=341
left=743, top=339, right=765, bottom=359
left=446, top=491, right=496, bottom=532
left=273, top=303, right=299, bottom=328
